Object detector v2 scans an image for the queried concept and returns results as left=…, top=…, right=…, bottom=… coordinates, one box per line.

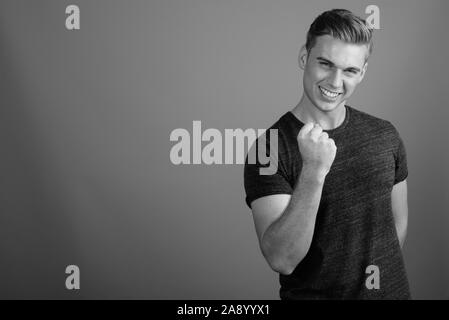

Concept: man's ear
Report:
left=298, top=45, right=308, bottom=70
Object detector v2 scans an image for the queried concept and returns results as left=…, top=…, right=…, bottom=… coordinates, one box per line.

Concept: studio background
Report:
left=0, top=0, right=447, bottom=299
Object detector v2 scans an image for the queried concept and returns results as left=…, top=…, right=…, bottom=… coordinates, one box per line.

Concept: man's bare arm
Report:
left=391, top=179, right=408, bottom=248
left=251, top=167, right=326, bottom=275
left=250, top=122, right=336, bottom=275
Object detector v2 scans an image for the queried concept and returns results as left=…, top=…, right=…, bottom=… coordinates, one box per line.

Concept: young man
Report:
left=244, top=9, right=410, bottom=299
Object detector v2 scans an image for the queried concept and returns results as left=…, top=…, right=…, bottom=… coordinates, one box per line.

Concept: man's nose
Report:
left=327, top=69, right=343, bottom=89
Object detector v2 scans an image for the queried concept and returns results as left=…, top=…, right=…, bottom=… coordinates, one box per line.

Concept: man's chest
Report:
left=288, top=132, right=396, bottom=199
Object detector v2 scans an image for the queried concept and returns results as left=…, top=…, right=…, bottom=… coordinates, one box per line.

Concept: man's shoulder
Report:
left=265, top=110, right=303, bottom=139
left=267, top=110, right=297, bottom=129
left=251, top=111, right=301, bottom=148
left=348, top=106, right=405, bottom=153
left=348, top=105, right=397, bottom=133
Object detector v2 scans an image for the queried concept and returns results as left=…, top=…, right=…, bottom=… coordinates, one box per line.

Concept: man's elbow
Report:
left=272, top=263, right=295, bottom=275
left=398, top=224, right=408, bottom=248
left=395, top=219, right=408, bottom=248
left=260, top=234, right=310, bottom=275
left=262, top=246, right=304, bottom=275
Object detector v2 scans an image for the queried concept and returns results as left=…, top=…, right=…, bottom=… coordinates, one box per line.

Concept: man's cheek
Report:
left=306, top=65, right=323, bottom=78
left=345, top=82, right=358, bottom=95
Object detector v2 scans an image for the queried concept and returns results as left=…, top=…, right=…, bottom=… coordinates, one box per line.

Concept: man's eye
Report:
left=319, top=62, right=330, bottom=67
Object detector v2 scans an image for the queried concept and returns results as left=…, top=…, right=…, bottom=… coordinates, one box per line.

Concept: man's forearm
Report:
left=261, top=166, right=326, bottom=275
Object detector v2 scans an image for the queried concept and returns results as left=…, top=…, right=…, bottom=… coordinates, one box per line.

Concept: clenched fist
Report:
left=297, top=122, right=337, bottom=177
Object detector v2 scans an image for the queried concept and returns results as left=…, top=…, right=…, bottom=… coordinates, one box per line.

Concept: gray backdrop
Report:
left=0, top=0, right=448, bottom=299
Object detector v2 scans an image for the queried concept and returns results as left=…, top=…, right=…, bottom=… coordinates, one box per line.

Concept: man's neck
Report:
left=291, top=95, right=346, bottom=130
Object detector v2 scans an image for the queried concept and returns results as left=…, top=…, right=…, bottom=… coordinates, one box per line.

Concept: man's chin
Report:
left=316, top=96, right=347, bottom=110
left=315, top=100, right=339, bottom=112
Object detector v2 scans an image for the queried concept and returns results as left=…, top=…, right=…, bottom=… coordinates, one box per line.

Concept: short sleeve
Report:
left=243, top=130, right=293, bottom=209
left=392, top=126, right=408, bottom=185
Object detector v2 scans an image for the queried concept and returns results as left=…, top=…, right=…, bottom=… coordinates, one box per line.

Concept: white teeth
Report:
left=319, top=86, right=340, bottom=98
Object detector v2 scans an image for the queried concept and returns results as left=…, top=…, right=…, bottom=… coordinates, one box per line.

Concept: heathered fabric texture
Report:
left=244, top=105, right=410, bottom=299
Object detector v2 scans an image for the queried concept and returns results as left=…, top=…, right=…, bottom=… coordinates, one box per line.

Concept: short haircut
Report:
left=306, top=9, right=374, bottom=58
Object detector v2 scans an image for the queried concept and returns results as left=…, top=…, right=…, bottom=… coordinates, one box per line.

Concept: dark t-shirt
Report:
left=244, top=105, right=411, bottom=299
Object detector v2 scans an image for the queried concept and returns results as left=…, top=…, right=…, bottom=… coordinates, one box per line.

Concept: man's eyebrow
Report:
left=316, top=57, right=334, bottom=65
left=316, top=57, right=361, bottom=72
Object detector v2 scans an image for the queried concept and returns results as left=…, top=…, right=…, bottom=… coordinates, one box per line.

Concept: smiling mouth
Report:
left=319, top=86, right=343, bottom=99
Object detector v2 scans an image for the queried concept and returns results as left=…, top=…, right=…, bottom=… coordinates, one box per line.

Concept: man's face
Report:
left=300, top=35, right=369, bottom=113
